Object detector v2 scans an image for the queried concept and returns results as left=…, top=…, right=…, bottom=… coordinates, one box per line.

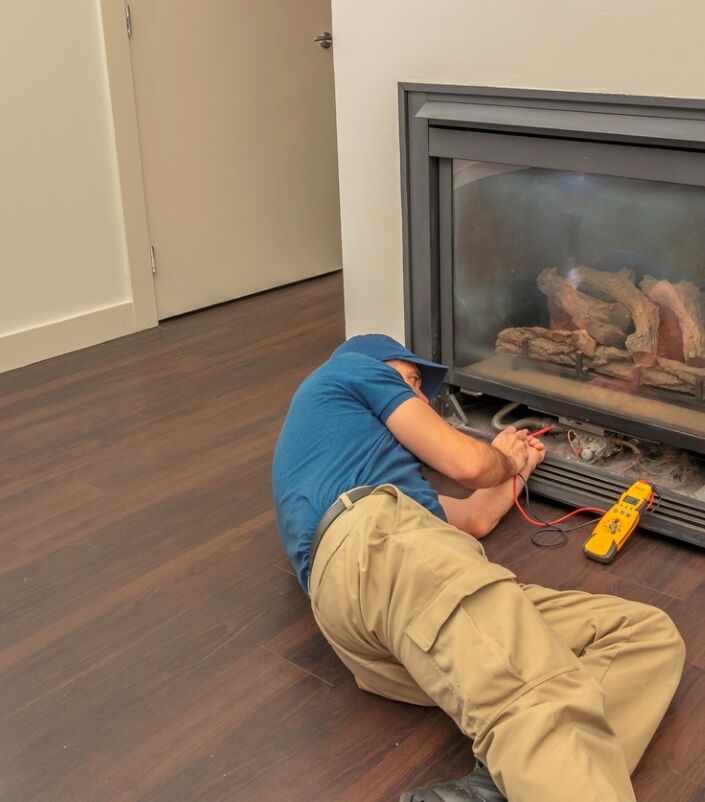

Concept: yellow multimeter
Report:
left=583, top=480, right=653, bottom=564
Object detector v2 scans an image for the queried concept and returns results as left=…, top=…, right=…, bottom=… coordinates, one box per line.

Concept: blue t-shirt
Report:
left=272, top=351, right=447, bottom=590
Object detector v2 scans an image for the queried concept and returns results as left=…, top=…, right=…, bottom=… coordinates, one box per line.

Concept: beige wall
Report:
left=331, top=0, right=705, bottom=343
left=0, top=0, right=153, bottom=373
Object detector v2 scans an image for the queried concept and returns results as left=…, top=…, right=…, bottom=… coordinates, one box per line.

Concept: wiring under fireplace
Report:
left=565, top=428, right=638, bottom=464
left=491, top=400, right=566, bottom=435
left=556, top=427, right=699, bottom=491
left=493, top=400, right=642, bottom=465
left=459, top=397, right=705, bottom=500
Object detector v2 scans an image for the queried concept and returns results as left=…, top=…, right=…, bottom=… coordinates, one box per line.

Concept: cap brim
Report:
left=406, top=356, right=448, bottom=401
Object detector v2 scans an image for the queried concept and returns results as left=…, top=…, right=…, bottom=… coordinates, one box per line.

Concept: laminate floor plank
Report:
left=662, top=580, right=705, bottom=670
left=637, top=663, right=705, bottom=783
left=633, top=767, right=704, bottom=802
left=0, top=476, right=106, bottom=545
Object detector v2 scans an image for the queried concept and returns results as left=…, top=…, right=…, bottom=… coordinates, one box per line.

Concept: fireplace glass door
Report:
left=450, top=159, right=705, bottom=444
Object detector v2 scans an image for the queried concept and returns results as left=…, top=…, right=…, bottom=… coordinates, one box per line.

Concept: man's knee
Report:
left=651, top=607, right=686, bottom=667
left=628, top=601, right=686, bottom=668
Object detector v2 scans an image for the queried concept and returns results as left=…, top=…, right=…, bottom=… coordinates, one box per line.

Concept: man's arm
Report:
left=385, top=397, right=529, bottom=489
left=440, top=438, right=546, bottom=537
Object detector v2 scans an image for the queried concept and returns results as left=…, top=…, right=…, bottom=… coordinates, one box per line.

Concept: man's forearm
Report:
left=385, top=397, right=523, bottom=488
left=460, top=440, right=517, bottom=489
left=440, top=471, right=522, bottom=537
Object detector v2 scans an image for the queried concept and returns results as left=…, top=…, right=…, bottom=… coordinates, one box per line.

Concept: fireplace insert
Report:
left=399, top=85, right=705, bottom=547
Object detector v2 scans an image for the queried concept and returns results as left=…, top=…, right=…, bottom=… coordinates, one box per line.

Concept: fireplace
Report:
left=400, top=85, right=705, bottom=547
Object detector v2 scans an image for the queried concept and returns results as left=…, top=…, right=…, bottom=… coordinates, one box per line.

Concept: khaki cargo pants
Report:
left=309, top=485, right=685, bottom=802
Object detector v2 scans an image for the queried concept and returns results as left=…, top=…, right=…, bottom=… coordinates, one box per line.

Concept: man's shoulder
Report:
left=305, top=351, right=389, bottom=388
left=285, top=351, right=411, bottom=427
left=323, top=350, right=380, bottom=371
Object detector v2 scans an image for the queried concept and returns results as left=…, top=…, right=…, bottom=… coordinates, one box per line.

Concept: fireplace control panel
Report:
left=583, top=480, right=653, bottom=564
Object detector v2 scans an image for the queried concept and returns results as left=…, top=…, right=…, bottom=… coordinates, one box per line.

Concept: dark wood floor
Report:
left=0, top=272, right=703, bottom=802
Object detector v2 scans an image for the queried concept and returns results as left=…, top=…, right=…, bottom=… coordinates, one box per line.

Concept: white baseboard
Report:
left=0, top=302, right=139, bottom=375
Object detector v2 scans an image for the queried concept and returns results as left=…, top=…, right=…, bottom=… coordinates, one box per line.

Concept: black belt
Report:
left=309, top=486, right=375, bottom=573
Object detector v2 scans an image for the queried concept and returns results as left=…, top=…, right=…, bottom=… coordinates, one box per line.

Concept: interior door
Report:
left=127, top=0, right=341, bottom=318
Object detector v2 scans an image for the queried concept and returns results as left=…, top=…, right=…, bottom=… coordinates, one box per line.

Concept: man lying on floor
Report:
left=272, top=333, right=685, bottom=802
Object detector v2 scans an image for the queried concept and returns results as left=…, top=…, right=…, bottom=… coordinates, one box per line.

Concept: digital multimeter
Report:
left=583, top=480, right=653, bottom=564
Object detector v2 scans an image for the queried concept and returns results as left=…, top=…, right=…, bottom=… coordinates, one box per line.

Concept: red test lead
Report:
left=528, top=425, right=555, bottom=437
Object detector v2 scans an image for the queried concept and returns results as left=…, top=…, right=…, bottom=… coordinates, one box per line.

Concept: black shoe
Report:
left=399, top=760, right=507, bottom=802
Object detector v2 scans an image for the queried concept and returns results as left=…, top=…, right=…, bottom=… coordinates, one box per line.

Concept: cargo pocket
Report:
left=405, top=563, right=516, bottom=653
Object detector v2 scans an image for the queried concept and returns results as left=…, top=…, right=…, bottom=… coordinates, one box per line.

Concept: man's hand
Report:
left=525, top=435, right=546, bottom=474
left=491, top=426, right=530, bottom=475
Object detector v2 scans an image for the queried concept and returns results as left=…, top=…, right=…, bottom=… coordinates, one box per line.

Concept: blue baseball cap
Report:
left=332, top=334, right=448, bottom=401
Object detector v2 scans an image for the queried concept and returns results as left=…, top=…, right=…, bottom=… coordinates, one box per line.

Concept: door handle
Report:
left=313, top=31, right=332, bottom=49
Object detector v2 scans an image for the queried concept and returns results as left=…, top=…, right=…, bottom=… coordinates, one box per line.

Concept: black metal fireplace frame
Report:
left=399, top=84, right=705, bottom=454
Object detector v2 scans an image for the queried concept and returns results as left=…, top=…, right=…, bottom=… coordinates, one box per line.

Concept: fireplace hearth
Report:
left=399, top=85, right=705, bottom=547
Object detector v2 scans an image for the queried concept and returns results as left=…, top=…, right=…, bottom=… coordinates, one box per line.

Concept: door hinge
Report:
left=125, top=3, right=133, bottom=37
left=150, top=245, right=157, bottom=274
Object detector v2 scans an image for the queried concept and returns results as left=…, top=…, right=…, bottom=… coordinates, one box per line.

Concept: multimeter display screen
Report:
left=623, top=494, right=639, bottom=505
